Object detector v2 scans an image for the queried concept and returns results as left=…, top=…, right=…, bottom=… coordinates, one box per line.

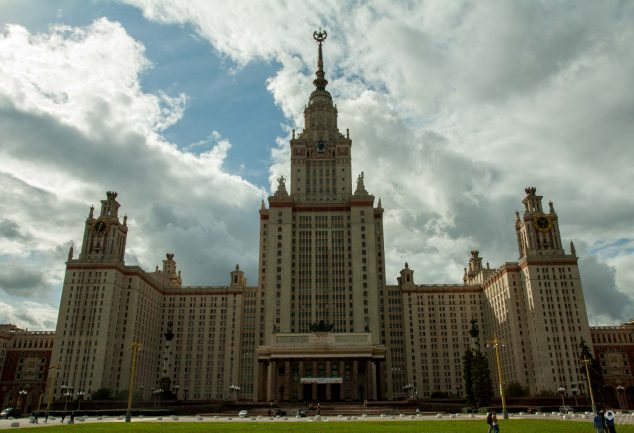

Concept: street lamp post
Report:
left=17, top=389, right=27, bottom=412
left=582, top=357, right=597, bottom=414
left=558, top=386, right=566, bottom=409
left=45, top=364, right=62, bottom=420
left=152, top=388, right=163, bottom=408
left=571, top=387, right=579, bottom=407
left=487, top=335, right=508, bottom=420
left=616, top=385, right=625, bottom=409
left=402, top=384, right=417, bottom=400
left=229, top=385, right=240, bottom=401
left=60, top=385, right=67, bottom=412
left=62, top=386, right=73, bottom=412
left=125, top=341, right=143, bottom=423
left=76, top=391, right=86, bottom=411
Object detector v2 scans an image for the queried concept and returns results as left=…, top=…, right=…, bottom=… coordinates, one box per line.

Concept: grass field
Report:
left=16, top=420, right=634, bottom=433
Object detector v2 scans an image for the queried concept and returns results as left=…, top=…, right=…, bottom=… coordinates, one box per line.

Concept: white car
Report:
left=238, top=410, right=248, bottom=418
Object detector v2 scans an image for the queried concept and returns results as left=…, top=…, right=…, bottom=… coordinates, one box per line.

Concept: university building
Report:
left=47, top=32, right=621, bottom=404
left=0, top=324, right=54, bottom=411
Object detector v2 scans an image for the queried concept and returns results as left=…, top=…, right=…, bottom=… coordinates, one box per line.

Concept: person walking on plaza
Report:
left=594, top=411, right=606, bottom=433
left=486, top=411, right=494, bottom=433
left=69, top=412, right=75, bottom=424
left=605, top=410, right=617, bottom=433
left=490, top=410, right=500, bottom=432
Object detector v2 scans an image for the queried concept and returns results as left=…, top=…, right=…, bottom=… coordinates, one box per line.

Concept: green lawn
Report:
left=17, top=420, right=634, bottom=433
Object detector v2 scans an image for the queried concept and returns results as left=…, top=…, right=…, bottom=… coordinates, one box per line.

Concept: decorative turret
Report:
left=162, top=253, right=182, bottom=288
left=468, top=250, right=483, bottom=275
left=464, top=249, right=496, bottom=284
left=398, top=262, right=415, bottom=287
left=230, top=264, right=247, bottom=289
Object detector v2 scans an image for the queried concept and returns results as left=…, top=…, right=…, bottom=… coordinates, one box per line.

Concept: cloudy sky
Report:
left=0, top=1, right=633, bottom=329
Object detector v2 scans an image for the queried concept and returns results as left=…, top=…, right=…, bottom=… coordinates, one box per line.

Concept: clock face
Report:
left=315, top=139, right=326, bottom=152
left=93, top=221, right=107, bottom=233
left=535, top=216, right=550, bottom=231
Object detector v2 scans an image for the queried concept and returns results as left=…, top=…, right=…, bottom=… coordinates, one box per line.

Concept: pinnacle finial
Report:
left=313, top=29, right=328, bottom=91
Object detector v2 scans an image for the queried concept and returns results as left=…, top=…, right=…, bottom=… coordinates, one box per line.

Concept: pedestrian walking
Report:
left=594, top=411, right=606, bottom=433
left=490, top=410, right=500, bottom=433
left=605, top=410, right=616, bottom=433
left=69, top=412, right=75, bottom=424
left=60, top=413, right=66, bottom=423
left=486, top=411, right=493, bottom=433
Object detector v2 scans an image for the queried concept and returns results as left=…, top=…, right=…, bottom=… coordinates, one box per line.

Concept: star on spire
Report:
left=313, top=28, right=328, bottom=91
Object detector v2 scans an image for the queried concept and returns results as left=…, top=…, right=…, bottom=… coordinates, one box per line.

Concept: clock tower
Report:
left=78, top=191, right=128, bottom=263
left=515, top=186, right=564, bottom=259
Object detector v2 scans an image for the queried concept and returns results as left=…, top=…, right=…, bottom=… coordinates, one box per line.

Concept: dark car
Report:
left=0, top=408, right=20, bottom=419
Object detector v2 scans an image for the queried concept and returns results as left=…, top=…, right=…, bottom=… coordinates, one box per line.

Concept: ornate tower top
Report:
left=313, top=28, right=328, bottom=91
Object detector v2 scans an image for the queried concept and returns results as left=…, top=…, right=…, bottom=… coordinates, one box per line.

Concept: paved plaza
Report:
left=0, top=411, right=629, bottom=429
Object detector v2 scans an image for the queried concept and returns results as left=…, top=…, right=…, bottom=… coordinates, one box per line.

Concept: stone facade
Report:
left=46, top=33, right=614, bottom=403
left=0, top=324, right=54, bottom=412
left=591, top=321, right=634, bottom=408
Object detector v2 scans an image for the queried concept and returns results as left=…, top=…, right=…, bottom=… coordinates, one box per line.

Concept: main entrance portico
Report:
left=256, top=333, right=385, bottom=402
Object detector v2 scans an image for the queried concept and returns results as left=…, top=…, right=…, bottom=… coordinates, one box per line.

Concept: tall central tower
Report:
left=289, top=31, right=353, bottom=201
left=253, top=31, right=388, bottom=402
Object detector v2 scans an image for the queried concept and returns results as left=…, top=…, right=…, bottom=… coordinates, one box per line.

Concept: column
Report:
left=352, top=360, right=358, bottom=400
left=367, top=360, right=375, bottom=400
left=312, top=360, right=318, bottom=401
left=299, top=360, right=304, bottom=401
left=285, top=360, right=291, bottom=402
left=258, top=361, right=268, bottom=402
left=326, top=360, right=332, bottom=400
left=375, top=360, right=382, bottom=400
left=267, top=360, right=277, bottom=402
left=339, top=360, right=345, bottom=400
left=272, top=360, right=278, bottom=403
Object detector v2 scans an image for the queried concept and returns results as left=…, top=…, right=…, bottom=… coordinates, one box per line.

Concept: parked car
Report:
left=296, top=409, right=307, bottom=417
left=238, top=409, right=248, bottom=418
left=559, top=406, right=574, bottom=414
left=0, top=408, right=20, bottom=419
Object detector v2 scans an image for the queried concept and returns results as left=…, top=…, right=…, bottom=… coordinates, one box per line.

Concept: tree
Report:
left=463, top=349, right=475, bottom=405
left=506, top=381, right=529, bottom=398
left=471, top=350, right=494, bottom=407
left=463, top=348, right=494, bottom=407
left=91, top=388, right=112, bottom=400
left=579, top=338, right=605, bottom=405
